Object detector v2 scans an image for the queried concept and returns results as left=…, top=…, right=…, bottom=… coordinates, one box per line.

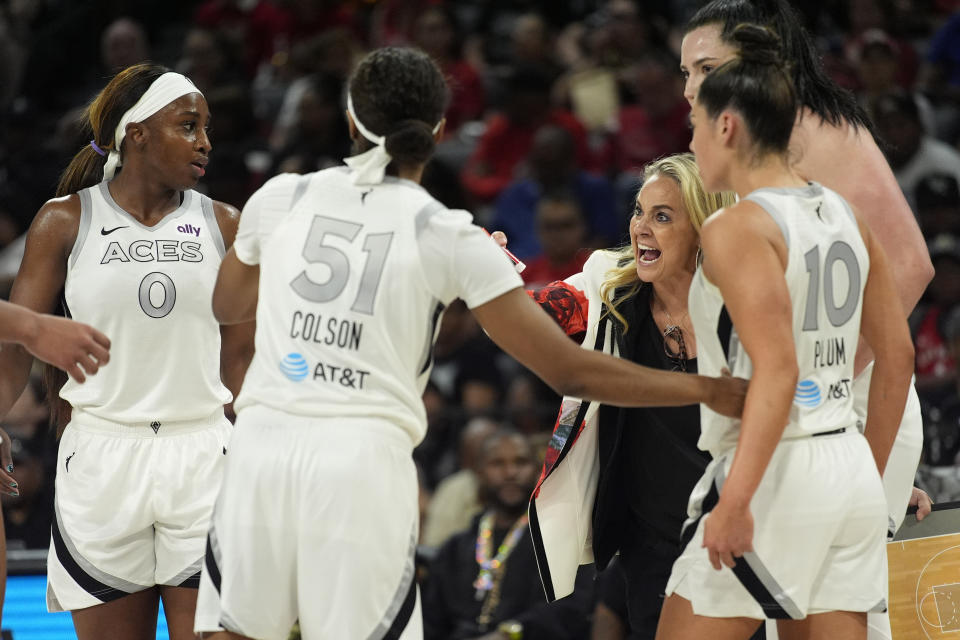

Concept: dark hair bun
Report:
left=384, top=119, right=436, bottom=166
left=732, top=23, right=783, bottom=66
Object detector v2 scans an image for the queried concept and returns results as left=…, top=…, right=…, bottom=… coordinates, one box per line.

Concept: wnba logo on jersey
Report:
left=793, top=379, right=823, bottom=408
left=279, top=353, right=309, bottom=381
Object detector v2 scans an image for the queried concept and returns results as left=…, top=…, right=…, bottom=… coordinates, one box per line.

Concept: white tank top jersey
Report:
left=689, top=183, right=870, bottom=457
left=61, top=181, right=232, bottom=424
left=232, top=167, right=523, bottom=445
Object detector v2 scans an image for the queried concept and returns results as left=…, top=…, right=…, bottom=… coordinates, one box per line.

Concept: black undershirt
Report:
left=621, top=310, right=710, bottom=545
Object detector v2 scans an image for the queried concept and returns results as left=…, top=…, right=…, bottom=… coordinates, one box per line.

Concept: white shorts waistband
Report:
left=68, top=408, right=227, bottom=438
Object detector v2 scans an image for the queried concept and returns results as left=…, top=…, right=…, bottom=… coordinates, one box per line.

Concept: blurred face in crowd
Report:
left=414, top=8, right=455, bottom=60
left=871, top=106, right=922, bottom=169
left=606, top=0, right=648, bottom=55
left=930, top=256, right=960, bottom=306
left=858, top=44, right=898, bottom=93
left=297, top=85, right=339, bottom=137
left=528, top=126, right=576, bottom=186
left=512, top=14, right=550, bottom=63
left=631, top=174, right=700, bottom=286
left=478, top=434, right=538, bottom=517
left=537, top=197, right=586, bottom=264
left=101, top=18, right=149, bottom=72
left=680, top=24, right=737, bottom=106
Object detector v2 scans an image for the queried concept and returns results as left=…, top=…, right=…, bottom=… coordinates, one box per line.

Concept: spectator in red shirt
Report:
left=462, top=65, right=593, bottom=203
left=914, top=234, right=960, bottom=393
left=604, top=53, right=691, bottom=177
left=413, top=6, right=486, bottom=137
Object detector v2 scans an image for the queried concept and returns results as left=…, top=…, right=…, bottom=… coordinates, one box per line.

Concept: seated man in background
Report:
left=422, top=430, right=593, bottom=640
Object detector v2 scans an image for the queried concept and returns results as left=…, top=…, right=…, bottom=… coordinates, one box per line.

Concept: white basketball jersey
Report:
left=232, top=168, right=523, bottom=445
left=62, top=182, right=232, bottom=423
left=690, top=183, right=869, bottom=457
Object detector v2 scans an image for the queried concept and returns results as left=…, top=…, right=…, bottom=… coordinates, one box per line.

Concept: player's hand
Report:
left=703, top=498, right=753, bottom=570
left=0, top=428, right=18, bottom=496
left=706, top=368, right=749, bottom=418
left=24, top=314, right=111, bottom=383
left=490, top=230, right=508, bottom=248
left=910, top=486, right=933, bottom=521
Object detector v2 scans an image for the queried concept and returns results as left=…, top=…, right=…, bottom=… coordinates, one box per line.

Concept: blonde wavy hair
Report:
left=599, top=153, right=737, bottom=333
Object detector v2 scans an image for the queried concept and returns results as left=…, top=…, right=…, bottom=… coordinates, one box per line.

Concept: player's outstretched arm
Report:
left=856, top=219, right=915, bottom=475
left=212, top=247, right=260, bottom=325
left=471, top=287, right=747, bottom=416
left=0, top=303, right=110, bottom=383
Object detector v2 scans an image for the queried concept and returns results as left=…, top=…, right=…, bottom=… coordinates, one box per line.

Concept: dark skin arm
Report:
left=0, top=197, right=80, bottom=486
left=211, top=256, right=747, bottom=415
left=472, top=288, right=746, bottom=415
left=213, top=201, right=256, bottom=418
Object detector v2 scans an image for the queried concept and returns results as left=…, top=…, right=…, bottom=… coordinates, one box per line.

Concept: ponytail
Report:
left=56, top=63, right=170, bottom=197
left=384, top=119, right=436, bottom=167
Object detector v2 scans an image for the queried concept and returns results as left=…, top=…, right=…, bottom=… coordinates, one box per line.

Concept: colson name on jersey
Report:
left=290, top=310, right=363, bottom=352
left=100, top=240, right=203, bottom=264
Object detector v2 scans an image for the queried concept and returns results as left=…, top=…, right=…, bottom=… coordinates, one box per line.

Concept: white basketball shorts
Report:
left=47, top=409, right=232, bottom=612
left=194, top=404, right=423, bottom=640
left=852, top=364, right=923, bottom=533
left=665, top=428, right=888, bottom=620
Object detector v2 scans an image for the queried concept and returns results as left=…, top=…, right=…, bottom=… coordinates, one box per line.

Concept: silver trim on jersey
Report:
left=291, top=174, right=311, bottom=209
left=744, top=193, right=791, bottom=249
left=98, top=181, right=194, bottom=230
left=750, top=182, right=824, bottom=199
left=200, top=195, right=226, bottom=259
left=71, top=188, right=94, bottom=269
left=414, top=201, right=446, bottom=239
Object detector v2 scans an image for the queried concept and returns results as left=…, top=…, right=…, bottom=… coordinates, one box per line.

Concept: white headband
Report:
left=102, top=72, right=202, bottom=180
left=343, top=91, right=442, bottom=185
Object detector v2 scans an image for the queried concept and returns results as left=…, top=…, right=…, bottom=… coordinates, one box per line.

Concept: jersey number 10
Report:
left=802, top=241, right=862, bottom=331
left=290, top=215, right=394, bottom=315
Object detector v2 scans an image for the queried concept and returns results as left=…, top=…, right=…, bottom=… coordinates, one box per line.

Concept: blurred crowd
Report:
left=2, top=0, right=960, bottom=636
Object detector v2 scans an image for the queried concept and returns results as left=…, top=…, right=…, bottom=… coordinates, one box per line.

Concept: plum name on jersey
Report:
left=812, top=336, right=846, bottom=368
left=100, top=240, right=203, bottom=264
left=290, top=310, right=363, bottom=351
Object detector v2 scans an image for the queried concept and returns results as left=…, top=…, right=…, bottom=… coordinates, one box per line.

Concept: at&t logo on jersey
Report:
left=794, top=378, right=823, bottom=408
left=279, top=353, right=310, bottom=381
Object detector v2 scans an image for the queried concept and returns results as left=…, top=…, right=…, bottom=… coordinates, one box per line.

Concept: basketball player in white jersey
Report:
left=0, top=64, right=252, bottom=640
left=654, top=25, right=914, bottom=640
left=681, top=5, right=931, bottom=637
left=194, top=47, right=747, bottom=640
left=680, top=0, right=932, bottom=535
